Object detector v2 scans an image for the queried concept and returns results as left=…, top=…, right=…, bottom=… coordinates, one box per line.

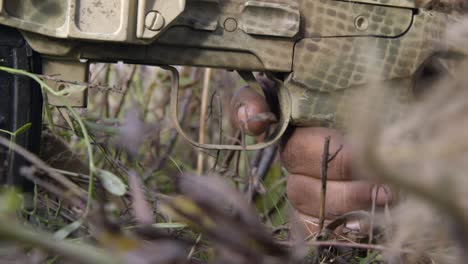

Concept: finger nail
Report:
left=375, top=185, right=394, bottom=206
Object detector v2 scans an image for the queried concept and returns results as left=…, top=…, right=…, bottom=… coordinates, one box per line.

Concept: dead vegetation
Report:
left=0, top=65, right=295, bottom=264
left=0, top=11, right=468, bottom=264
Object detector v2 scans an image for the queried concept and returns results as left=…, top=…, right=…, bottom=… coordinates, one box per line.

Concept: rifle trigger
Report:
left=237, top=71, right=265, bottom=98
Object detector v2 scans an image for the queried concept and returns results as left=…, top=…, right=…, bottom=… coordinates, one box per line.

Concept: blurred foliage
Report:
left=5, top=15, right=468, bottom=259
left=0, top=64, right=296, bottom=264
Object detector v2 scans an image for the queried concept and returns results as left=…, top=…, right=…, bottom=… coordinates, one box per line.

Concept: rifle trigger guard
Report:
left=164, top=66, right=291, bottom=151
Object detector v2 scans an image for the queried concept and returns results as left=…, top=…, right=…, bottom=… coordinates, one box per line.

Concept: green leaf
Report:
left=0, top=189, right=23, bottom=214
left=54, top=219, right=83, bottom=240
left=152, top=222, right=187, bottom=229
left=180, top=77, right=195, bottom=87
left=14, top=122, right=32, bottom=136
left=55, top=84, right=87, bottom=96
left=97, top=170, right=127, bottom=196
left=358, top=250, right=380, bottom=264
left=269, top=199, right=288, bottom=227
left=0, top=129, right=14, bottom=137
left=255, top=165, right=285, bottom=215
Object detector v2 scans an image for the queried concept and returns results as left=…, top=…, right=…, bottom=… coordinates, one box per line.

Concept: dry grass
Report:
left=346, top=17, right=468, bottom=264
left=1, top=11, right=468, bottom=264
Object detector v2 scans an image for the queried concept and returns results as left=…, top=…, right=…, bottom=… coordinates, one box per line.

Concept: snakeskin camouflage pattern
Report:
left=287, top=6, right=461, bottom=126
left=301, top=0, right=413, bottom=37
left=238, top=1, right=300, bottom=37
left=154, top=0, right=302, bottom=72
left=8, top=0, right=462, bottom=134
left=354, top=0, right=415, bottom=8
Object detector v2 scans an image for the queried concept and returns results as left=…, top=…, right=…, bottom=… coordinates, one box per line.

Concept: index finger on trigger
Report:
left=230, top=85, right=274, bottom=136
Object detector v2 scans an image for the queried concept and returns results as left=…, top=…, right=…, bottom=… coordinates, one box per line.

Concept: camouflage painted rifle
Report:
left=0, top=0, right=464, bottom=150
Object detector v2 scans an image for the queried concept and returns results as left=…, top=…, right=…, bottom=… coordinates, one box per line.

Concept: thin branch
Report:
left=38, top=73, right=123, bottom=94
left=278, top=240, right=414, bottom=254
left=143, top=90, right=193, bottom=181
left=361, top=107, right=468, bottom=260
left=0, top=66, right=97, bottom=212
left=186, top=234, right=202, bottom=261
left=246, top=142, right=278, bottom=202
left=197, top=68, right=212, bottom=175
left=0, top=136, right=86, bottom=201
left=0, top=216, right=120, bottom=264
left=256, top=144, right=278, bottom=182
left=318, top=136, right=331, bottom=232
left=21, top=167, right=84, bottom=210
left=328, top=145, right=343, bottom=163
left=114, top=65, right=137, bottom=118
left=219, top=130, right=242, bottom=171
left=209, top=91, right=223, bottom=172
left=369, top=185, right=387, bottom=245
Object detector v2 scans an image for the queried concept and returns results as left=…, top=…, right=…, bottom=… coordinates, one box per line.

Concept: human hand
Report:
left=230, top=76, right=395, bottom=235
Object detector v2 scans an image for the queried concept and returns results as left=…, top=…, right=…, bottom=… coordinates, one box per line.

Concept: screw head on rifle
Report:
left=145, top=11, right=165, bottom=31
